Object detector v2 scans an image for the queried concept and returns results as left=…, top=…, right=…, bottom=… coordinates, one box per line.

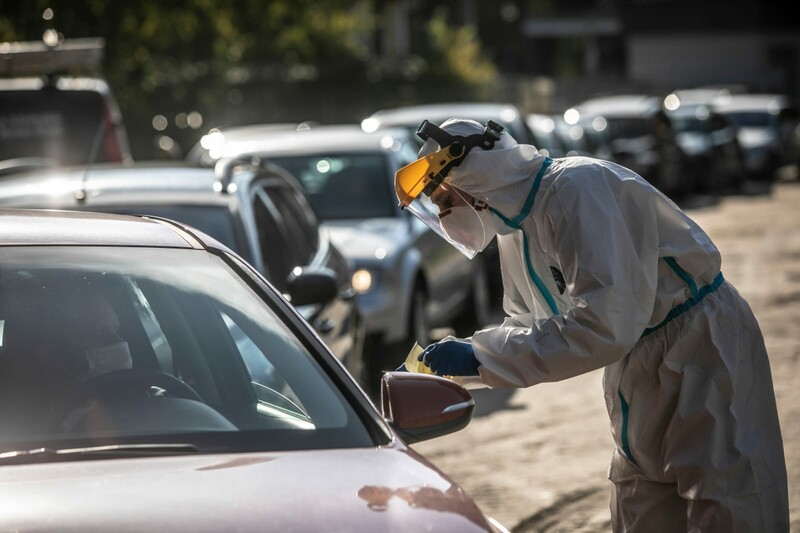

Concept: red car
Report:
left=0, top=209, right=508, bottom=532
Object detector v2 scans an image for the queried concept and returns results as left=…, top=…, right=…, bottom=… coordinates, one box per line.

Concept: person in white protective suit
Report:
left=393, top=118, right=789, bottom=532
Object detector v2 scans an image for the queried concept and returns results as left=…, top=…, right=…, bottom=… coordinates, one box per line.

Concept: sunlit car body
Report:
left=566, top=94, right=689, bottom=199
left=186, top=124, right=492, bottom=395
left=0, top=162, right=366, bottom=386
left=710, top=93, right=800, bottom=180
left=361, top=101, right=536, bottom=148
left=0, top=209, right=508, bottom=532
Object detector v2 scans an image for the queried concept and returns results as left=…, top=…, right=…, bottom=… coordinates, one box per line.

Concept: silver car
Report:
left=188, top=125, right=493, bottom=396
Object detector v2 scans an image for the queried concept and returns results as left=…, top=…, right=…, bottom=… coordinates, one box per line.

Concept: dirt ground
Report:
left=412, top=170, right=800, bottom=532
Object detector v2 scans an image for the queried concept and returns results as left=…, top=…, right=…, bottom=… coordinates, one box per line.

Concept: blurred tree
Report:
left=0, top=1, right=496, bottom=159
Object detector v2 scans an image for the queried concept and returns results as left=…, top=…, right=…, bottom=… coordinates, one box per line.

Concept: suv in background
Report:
left=0, top=37, right=132, bottom=174
left=710, top=93, right=800, bottom=181
left=0, top=161, right=366, bottom=389
left=566, top=94, right=689, bottom=200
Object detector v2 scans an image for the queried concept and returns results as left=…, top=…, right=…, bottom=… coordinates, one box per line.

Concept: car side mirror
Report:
left=380, top=371, right=474, bottom=444
left=286, top=267, right=339, bottom=307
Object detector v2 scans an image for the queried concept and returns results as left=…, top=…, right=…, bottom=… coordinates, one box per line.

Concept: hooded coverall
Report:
left=432, top=121, right=789, bottom=532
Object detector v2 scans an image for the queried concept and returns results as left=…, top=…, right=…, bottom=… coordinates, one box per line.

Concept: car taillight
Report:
left=102, top=102, right=123, bottom=162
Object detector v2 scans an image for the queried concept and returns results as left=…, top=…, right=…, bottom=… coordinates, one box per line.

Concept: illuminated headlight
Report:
left=351, top=269, right=373, bottom=293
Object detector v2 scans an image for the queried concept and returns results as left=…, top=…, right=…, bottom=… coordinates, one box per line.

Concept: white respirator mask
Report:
left=85, top=341, right=133, bottom=378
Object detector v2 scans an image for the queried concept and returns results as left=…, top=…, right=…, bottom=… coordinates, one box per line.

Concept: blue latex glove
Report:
left=419, top=339, right=480, bottom=376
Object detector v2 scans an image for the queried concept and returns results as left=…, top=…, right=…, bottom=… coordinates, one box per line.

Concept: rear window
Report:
left=0, top=88, right=115, bottom=165
left=269, top=153, right=395, bottom=220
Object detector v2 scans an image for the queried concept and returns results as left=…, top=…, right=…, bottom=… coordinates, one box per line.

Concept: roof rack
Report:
left=0, top=37, right=104, bottom=77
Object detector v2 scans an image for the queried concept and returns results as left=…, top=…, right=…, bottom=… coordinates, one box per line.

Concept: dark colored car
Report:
left=710, top=93, right=800, bottom=181
left=566, top=94, right=689, bottom=199
left=0, top=208, right=508, bottom=532
left=0, top=38, right=132, bottom=173
left=0, top=162, right=367, bottom=388
left=663, top=98, right=747, bottom=194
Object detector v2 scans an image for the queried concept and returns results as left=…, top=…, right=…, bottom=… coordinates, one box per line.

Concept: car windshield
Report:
left=0, top=246, right=375, bottom=459
left=722, top=111, right=776, bottom=128
left=605, top=117, right=653, bottom=138
left=669, top=115, right=708, bottom=133
left=269, top=153, right=395, bottom=219
left=0, top=89, right=112, bottom=165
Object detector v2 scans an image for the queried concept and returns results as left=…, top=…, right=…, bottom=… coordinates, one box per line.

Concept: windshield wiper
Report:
left=0, top=443, right=200, bottom=464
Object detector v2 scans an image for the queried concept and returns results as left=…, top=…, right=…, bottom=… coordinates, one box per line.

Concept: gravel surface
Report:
left=412, top=173, right=800, bottom=532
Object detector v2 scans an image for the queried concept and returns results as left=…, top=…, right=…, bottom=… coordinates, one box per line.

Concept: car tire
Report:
left=456, top=254, right=493, bottom=332
left=408, top=282, right=430, bottom=348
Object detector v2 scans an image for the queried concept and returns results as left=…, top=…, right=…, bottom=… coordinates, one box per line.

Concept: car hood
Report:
left=0, top=447, right=495, bottom=532
left=322, top=218, right=409, bottom=262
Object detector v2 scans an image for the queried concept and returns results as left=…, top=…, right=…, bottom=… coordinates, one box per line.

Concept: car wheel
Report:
left=456, top=254, right=492, bottom=332
left=408, top=282, right=430, bottom=347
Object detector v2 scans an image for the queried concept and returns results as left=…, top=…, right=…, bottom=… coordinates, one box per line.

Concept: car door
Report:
left=248, top=176, right=360, bottom=367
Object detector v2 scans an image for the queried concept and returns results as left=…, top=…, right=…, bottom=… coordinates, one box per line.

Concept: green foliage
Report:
left=425, top=7, right=497, bottom=97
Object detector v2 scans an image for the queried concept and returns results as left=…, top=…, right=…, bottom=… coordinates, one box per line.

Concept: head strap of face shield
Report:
left=415, top=119, right=505, bottom=197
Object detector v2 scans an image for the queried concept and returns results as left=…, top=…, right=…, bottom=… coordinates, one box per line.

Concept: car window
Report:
left=0, top=246, right=373, bottom=454
left=252, top=189, right=293, bottom=291
left=722, top=111, right=775, bottom=128
left=0, top=88, right=125, bottom=165
left=105, top=205, right=246, bottom=261
left=269, top=153, right=395, bottom=220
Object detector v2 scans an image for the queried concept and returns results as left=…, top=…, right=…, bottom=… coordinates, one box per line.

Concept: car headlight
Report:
left=351, top=269, right=373, bottom=293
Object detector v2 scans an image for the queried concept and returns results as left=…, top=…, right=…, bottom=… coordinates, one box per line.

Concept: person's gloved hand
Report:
left=419, top=339, right=480, bottom=376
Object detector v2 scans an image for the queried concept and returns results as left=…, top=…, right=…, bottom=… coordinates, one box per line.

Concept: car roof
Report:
left=572, top=94, right=662, bottom=118
left=0, top=162, right=223, bottom=197
left=364, top=101, right=523, bottom=128
left=0, top=207, right=200, bottom=248
left=0, top=162, right=251, bottom=217
left=0, top=76, right=113, bottom=94
left=209, top=124, right=412, bottom=158
left=711, top=93, right=790, bottom=113
left=361, top=102, right=524, bottom=131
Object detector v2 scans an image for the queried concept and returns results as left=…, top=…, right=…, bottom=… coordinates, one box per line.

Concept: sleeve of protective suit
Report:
left=472, top=167, right=661, bottom=387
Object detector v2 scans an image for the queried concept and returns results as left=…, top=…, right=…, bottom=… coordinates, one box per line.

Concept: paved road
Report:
left=412, top=173, right=800, bottom=532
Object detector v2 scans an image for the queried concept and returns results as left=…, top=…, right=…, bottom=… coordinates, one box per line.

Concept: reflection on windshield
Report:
left=0, top=246, right=372, bottom=457
left=269, top=154, right=395, bottom=220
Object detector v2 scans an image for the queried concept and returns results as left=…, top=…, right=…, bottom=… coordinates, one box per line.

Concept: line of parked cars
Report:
left=550, top=88, right=800, bottom=200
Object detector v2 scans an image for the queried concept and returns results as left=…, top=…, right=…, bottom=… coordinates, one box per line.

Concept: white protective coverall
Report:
left=431, top=120, right=789, bottom=532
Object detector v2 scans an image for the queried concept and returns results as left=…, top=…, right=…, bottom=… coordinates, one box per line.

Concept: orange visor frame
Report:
left=394, top=146, right=464, bottom=208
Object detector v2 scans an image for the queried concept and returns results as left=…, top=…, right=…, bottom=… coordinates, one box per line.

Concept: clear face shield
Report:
left=394, top=120, right=505, bottom=259
left=395, top=163, right=488, bottom=259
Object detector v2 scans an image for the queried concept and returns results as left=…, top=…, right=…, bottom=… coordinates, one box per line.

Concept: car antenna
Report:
left=72, top=38, right=107, bottom=203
